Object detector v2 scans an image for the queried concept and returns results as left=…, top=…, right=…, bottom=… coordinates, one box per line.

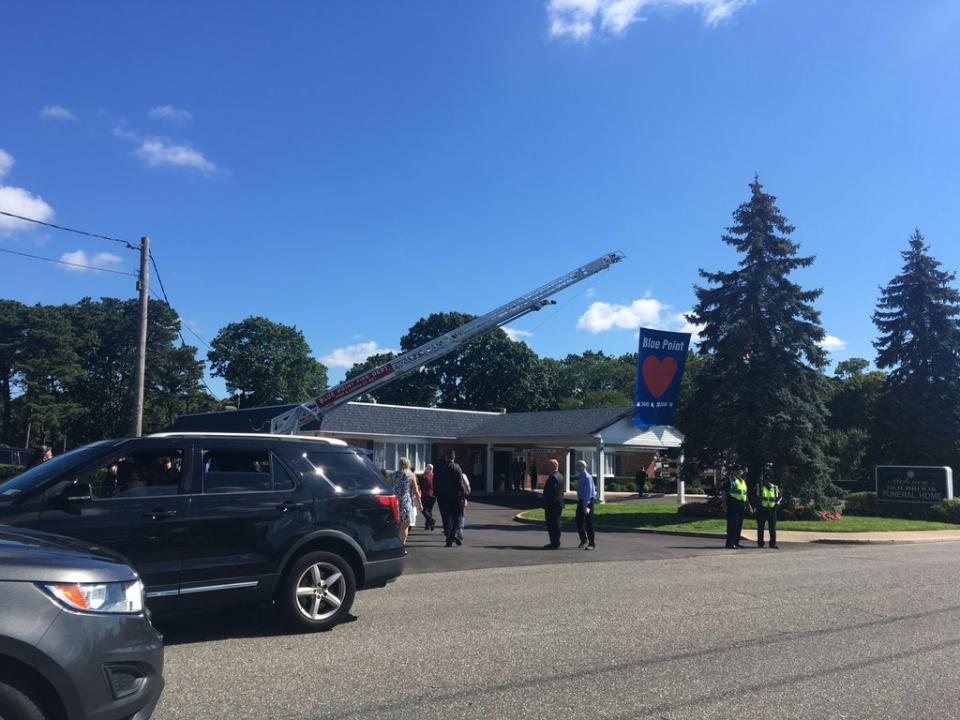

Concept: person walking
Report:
left=541, top=458, right=565, bottom=549
left=436, top=450, right=466, bottom=547
left=529, top=460, right=539, bottom=491
left=756, top=467, right=782, bottom=549
left=575, top=459, right=596, bottom=550
left=722, top=464, right=751, bottom=549
left=456, top=472, right=472, bottom=543
left=392, top=457, right=422, bottom=552
left=420, top=463, right=436, bottom=531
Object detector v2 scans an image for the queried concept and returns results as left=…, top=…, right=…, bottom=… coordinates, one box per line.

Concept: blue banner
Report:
left=634, top=328, right=691, bottom=428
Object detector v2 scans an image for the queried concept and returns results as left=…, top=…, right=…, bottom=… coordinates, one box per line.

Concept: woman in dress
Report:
left=393, top=457, right=422, bottom=549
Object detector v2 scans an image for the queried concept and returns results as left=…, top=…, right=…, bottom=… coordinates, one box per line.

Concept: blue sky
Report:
left=2, top=1, right=959, bottom=395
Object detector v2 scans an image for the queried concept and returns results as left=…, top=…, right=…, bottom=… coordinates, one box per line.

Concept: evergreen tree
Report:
left=872, top=230, right=960, bottom=470
left=685, top=178, right=834, bottom=505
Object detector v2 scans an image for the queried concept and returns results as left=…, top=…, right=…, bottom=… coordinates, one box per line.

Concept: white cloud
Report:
left=148, top=105, right=193, bottom=125
left=577, top=294, right=699, bottom=339
left=0, top=149, right=13, bottom=181
left=547, top=0, right=753, bottom=39
left=504, top=328, right=534, bottom=342
left=135, top=138, right=218, bottom=173
left=321, top=341, right=398, bottom=369
left=58, top=249, right=123, bottom=272
left=584, top=287, right=596, bottom=298
left=0, top=149, right=55, bottom=235
left=40, top=105, right=77, bottom=121
left=819, top=335, right=846, bottom=352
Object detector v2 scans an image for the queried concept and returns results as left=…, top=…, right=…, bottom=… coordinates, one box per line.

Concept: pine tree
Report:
left=686, top=178, right=834, bottom=504
left=872, top=230, right=960, bottom=470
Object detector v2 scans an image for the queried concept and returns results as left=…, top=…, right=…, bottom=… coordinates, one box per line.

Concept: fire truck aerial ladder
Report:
left=270, top=251, right=626, bottom=435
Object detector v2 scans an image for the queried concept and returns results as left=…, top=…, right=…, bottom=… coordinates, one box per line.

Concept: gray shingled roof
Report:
left=459, top=407, right=632, bottom=439
left=171, top=402, right=499, bottom=439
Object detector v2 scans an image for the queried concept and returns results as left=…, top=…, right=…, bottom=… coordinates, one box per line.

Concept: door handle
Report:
left=276, top=501, right=306, bottom=512
left=144, top=509, right=177, bottom=521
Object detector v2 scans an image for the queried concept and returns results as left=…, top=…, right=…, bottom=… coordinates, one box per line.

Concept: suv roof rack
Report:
left=147, top=432, right=348, bottom=445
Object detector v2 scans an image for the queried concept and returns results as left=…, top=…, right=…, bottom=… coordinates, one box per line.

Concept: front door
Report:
left=34, top=443, right=191, bottom=611
left=178, top=440, right=314, bottom=610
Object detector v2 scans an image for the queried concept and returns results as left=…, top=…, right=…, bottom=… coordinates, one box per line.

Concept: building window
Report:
left=574, top=450, right=616, bottom=478
left=373, top=442, right=430, bottom=473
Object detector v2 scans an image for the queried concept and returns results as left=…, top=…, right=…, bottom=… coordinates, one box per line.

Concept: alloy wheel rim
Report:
left=294, top=562, right=345, bottom=621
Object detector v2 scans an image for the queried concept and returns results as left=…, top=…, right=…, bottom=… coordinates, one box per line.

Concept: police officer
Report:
left=756, top=466, right=782, bottom=549
left=723, top=464, right=751, bottom=549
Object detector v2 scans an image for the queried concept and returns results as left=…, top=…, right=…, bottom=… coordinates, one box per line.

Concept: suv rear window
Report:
left=201, top=448, right=295, bottom=494
left=301, top=451, right=386, bottom=492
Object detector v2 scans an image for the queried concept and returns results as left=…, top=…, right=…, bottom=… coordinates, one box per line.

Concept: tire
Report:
left=279, top=551, right=356, bottom=632
left=0, top=679, right=46, bottom=720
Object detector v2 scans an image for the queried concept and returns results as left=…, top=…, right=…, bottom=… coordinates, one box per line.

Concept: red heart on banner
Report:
left=642, top=355, right=678, bottom=399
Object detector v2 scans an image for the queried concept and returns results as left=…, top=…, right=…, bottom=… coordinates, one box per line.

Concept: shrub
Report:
left=843, top=491, right=878, bottom=516
left=927, top=499, right=960, bottom=524
left=0, top=464, right=22, bottom=482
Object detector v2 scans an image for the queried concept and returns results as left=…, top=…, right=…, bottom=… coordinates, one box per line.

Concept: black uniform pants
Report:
left=576, top=501, right=595, bottom=545
left=725, top=500, right=745, bottom=547
left=757, top=507, right=777, bottom=546
left=544, top=507, right=562, bottom=547
left=438, top=497, right=463, bottom=544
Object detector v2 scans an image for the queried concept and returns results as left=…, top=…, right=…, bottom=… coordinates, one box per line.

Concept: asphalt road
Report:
left=152, top=499, right=960, bottom=720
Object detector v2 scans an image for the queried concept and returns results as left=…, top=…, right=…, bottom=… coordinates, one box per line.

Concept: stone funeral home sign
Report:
left=875, top=465, right=954, bottom=504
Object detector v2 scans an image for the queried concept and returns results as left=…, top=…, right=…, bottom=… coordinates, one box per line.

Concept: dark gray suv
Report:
left=0, top=526, right=164, bottom=720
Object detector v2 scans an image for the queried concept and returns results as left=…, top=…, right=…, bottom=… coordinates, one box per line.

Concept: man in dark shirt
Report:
left=541, top=458, right=565, bottom=549
left=435, top=450, right=465, bottom=547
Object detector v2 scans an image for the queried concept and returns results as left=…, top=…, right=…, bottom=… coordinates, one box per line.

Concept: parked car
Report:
left=0, top=433, right=404, bottom=631
left=0, top=525, right=164, bottom=720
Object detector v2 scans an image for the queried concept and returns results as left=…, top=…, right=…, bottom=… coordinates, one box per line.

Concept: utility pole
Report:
left=131, top=236, right=150, bottom=437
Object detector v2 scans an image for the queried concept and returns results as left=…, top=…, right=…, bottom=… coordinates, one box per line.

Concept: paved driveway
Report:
left=152, top=500, right=960, bottom=720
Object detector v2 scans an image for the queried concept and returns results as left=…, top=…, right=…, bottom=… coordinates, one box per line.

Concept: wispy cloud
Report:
left=819, top=335, right=846, bottom=352
left=321, top=341, right=397, bottom=369
left=0, top=149, right=55, bottom=235
left=547, top=0, right=754, bottom=40
left=148, top=105, right=193, bottom=125
left=58, top=249, right=122, bottom=272
left=504, top=328, right=534, bottom=342
left=112, top=122, right=219, bottom=174
left=135, top=138, right=218, bottom=173
left=40, top=105, right=78, bottom=121
left=577, top=293, right=700, bottom=339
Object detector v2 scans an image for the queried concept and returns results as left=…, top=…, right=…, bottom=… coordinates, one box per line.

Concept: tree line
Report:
left=3, top=179, right=958, bottom=507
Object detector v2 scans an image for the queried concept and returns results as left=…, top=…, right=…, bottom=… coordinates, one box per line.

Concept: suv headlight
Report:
left=41, top=580, right=144, bottom=614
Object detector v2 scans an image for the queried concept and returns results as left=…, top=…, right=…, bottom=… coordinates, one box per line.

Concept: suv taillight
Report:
left=376, top=495, right=399, bottom=524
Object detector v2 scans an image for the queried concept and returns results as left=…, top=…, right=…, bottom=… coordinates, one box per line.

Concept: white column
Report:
left=485, top=444, right=494, bottom=493
left=598, top=444, right=606, bottom=504
left=564, top=449, right=571, bottom=495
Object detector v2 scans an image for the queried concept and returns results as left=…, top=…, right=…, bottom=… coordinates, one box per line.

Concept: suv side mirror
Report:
left=61, top=482, right=93, bottom=503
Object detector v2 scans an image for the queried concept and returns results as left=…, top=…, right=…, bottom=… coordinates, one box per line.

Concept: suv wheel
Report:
left=0, top=679, right=46, bottom=720
left=280, top=551, right=356, bottom=631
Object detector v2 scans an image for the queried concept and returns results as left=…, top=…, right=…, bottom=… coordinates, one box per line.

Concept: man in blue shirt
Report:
left=576, top=459, right=596, bottom=550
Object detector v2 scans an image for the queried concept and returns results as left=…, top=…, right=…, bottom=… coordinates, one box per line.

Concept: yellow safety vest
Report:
left=727, top=476, right=747, bottom=503
left=760, top=484, right=780, bottom=508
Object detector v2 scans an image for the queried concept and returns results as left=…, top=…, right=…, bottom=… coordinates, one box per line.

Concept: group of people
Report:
left=721, top=464, right=783, bottom=549
left=509, top=456, right=540, bottom=492
left=390, top=450, right=473, bottom=553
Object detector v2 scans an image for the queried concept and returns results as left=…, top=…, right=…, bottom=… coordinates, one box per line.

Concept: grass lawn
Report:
left=521, top=503, right=959, bottom=533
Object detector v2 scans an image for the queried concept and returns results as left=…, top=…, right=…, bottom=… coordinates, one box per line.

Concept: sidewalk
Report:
left=516, top=497, right=960, bottom=544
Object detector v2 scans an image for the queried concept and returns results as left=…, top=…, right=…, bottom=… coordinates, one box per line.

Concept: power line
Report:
left=146, top=255, right=222, bottom=402
left=0, top=246, right=138, bottom=276
left=0, top=210, right=137, bottom=249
